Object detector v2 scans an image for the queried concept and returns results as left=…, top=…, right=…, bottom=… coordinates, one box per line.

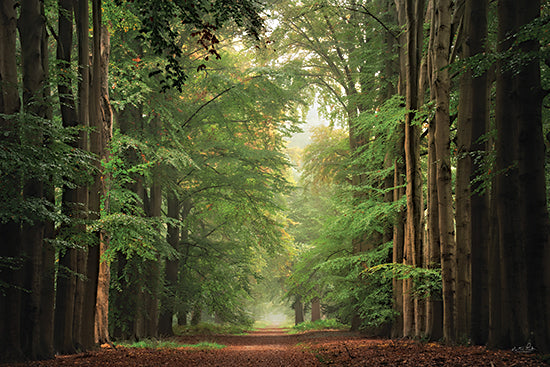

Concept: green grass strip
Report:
left=118, top=339, right=225, bottom=350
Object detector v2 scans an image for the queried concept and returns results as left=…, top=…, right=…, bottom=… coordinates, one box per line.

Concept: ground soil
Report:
left=3, top=327, right=549, bottom=366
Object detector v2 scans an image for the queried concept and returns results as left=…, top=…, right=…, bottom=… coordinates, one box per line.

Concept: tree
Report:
left=0, top=0, right=23, bottom=360
left=456, top=0, right=490, bottom=344
left=400, top=0, right=425, bottom=337
left=18, top=0, right=50, bottom=358
left=488, top=0, right=550, bottom=352
left=431, top=0, right=454, bottom=342
left=54, top=0, right=87, bottom=354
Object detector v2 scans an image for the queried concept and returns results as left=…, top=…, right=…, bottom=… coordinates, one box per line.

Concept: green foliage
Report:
left=174, top=322, right=250, bottom=336
left=117, top=339, right=225, bottom=350
left=284, top=89, right=410, bottom=331
left=112, top=0, right=265, bottom=91
left=290, top=319, right=348, bottom=333
left=104, top=8, right=310, bottom=332
left=366, top=263, right=442, bottom=301
left=449, top=12, right=550, bottom=78
left=0, top=112, right=94, bottom=226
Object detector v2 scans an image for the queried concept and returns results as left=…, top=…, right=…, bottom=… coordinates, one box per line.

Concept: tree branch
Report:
left=345, top=4, right=399, bottom=42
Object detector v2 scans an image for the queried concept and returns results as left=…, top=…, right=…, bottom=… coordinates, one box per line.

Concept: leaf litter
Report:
left=3, top=327, right=548, bottom=366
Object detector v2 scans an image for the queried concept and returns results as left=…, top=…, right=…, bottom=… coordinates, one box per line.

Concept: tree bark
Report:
left=311, top=297, right=321, bottom=322
left=432, top=0, right=455, bottom=343
left=54, top=0, right=86, bottom=354
left=515, top=0, right=550, bottom=353
left=0, top=0, right=23, bottom=360
left=81, top=0, right=105, bottom=350
left=19, top=0, right=48, bottom=358
left=455, top=0, right=472, bottom=341
left=492, top=0, right=529, bottom=349
left=145, top=170, right=162, bottom=337
left=95, top=23, right=113, bottom=346
left=294, top=296, right=304, bottom=325
left=159, top=193, right=180, bottom=336
left=460, top=0, right=489, bottom=346
left=402, top=0, right=424, bottom=338
left=426, top=103, right=443, bottom=339
left=391, top=0, right=406, bottom=339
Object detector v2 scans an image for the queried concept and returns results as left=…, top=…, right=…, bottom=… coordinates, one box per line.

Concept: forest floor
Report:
left=4, top=327, right=549, bottom=366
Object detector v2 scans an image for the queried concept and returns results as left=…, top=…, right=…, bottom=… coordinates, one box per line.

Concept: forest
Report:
left=0, top=0, right=549, bottom=364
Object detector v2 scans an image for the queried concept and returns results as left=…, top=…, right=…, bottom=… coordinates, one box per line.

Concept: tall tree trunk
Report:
left=423, top=1, right=442, bottom=341
left=81, top=0, right=104, bottom=349
left=492, top=0, right=529, bottom=349
left=55, top=0, right=88, bottom=350
left=487, top=174, right=502, bottom=347
left=455, top=0, right=472, bottom=342
left=311, top=297, right=321, bottom=322
left=112, top=106, right=145, bottom=341
left=515, top=0, right=550, bottom=353
left=73, top=0, right=93, bottom=351
left=391, top=0, right=407, bottom=339
left=19, top=0, right=48, bottom=358
left=39, top=206, right=56, bottom=359
left=37, top=21, right=55, bottom=359
left=426, top=122, right=443, bottom=340
left=294, top=296, right=304, bottom=325
left=145, top=171, right=162, bottom=337
left=159, top=193, right=180, bottom=336
left=432, top=0, right=455, bottom=343
left=95, top=23, right=113, bottom=346
left=0, top=0, right=23, bottom=360
left=402, top=0, right=424, bottom=337
left=54, top=0, right=90, bottom=354
left=460, top=0, right=489, bottom=346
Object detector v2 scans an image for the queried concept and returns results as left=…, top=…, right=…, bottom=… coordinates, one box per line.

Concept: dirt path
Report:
left=4, top=327, right=548, bottom=366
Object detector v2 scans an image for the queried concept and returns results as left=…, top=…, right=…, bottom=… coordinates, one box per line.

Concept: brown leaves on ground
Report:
left=3, top=327, right=548, bottom=366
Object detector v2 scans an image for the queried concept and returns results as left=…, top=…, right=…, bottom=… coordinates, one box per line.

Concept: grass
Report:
left=117, top=339, right=225, bottom=350
left=288, top=319, right=349, bottom=334
left=253, top=320, right=294, bottom=329
left=174, top=322, right=251, bottom=336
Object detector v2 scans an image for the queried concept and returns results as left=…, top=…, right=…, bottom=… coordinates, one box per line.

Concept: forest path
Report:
left=5, top=327, right=548, bottom=366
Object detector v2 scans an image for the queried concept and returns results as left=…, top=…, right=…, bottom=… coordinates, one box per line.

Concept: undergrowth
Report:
left=289, top=319, right=349, bottom=334
left=174, top=322, right=250, bottom=335
left=117, top=339, right=225, bottom=350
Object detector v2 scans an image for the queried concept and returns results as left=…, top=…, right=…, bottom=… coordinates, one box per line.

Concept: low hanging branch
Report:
left=345, top=4, right=400, bottom=42
left=180, top=74, right=264, bottom=129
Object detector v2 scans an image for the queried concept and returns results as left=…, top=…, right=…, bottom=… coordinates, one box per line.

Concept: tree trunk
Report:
left=455, top=0, right=472, bottom=342
left=432, top=0, right=455, bottom=343
left=159, top=193, right=180, bottom=336
left=515, top=0, right=550, bottom=353
left=492, top=0, right=529, bottom=349
left=80, top=0, right=104, bottom=350
left=424, top=3, right=442, bottom=341
left=391, top=0, right=407, bottom=339
left=0, top=0, right=23, bottom=360
left=95, top=23, right=113, bottom=346
left=19, top=0, right=48, bottom=358
left=426, top=112, right=443, bottom=340
left=54, top=0, right=88, bottom=354
left=37, top=16, right=55, bottom=359
left=144, top=171, right=162, bottom=337
left=460, top=0, right=489, bottom=346
left=39, top=206, right=56, bottom=358
left=311, top=297, right=321, bottom=322
left=56, top=2, right=80, bottom=349
left=402, top=0, right=424, bottom=338
left=112, top=106, right=145, bottom=341
left=294, top=296, right=304, bottom=325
